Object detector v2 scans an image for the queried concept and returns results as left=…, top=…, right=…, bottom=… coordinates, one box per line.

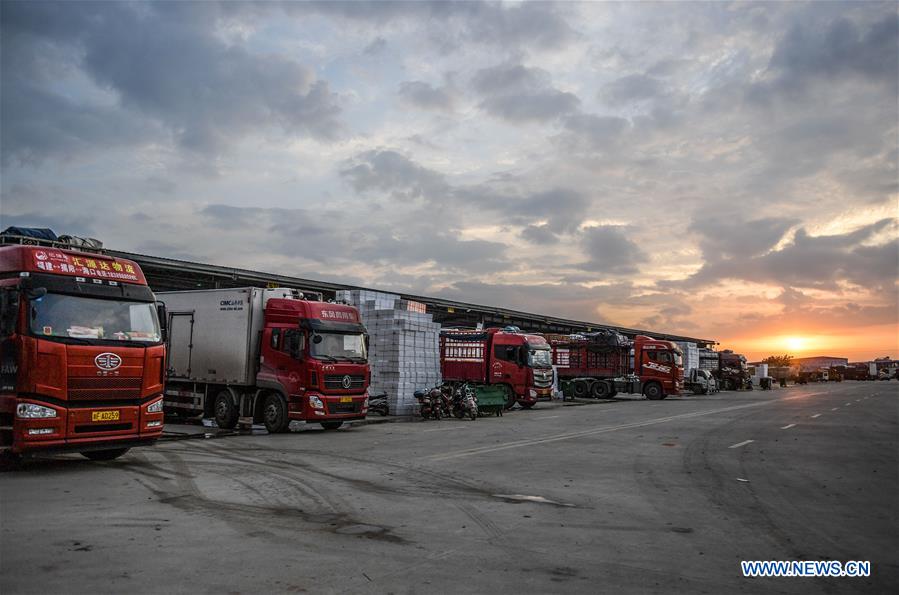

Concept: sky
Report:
left=1, top=1, right=897, bottom=361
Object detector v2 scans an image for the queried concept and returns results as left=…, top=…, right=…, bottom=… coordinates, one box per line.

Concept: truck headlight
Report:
left=309, top=395, right=324, bottom=409
left=17, top=403, right=57, bottom=419
left=147, top=398, right=164, bottom=413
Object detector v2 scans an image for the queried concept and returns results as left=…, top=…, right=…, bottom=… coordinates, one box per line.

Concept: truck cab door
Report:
left=261, top=327, right=304, bottom=394
left=492, top=343, right=525, bottom=396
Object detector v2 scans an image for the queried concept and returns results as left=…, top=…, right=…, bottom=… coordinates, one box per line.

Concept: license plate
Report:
left=92, top=410, right=120, bottom=422
left=339, top=397, right=353, bottom=403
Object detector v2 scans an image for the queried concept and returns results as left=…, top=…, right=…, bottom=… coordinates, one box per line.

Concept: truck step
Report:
left=0, top=426, right=13, bottom=431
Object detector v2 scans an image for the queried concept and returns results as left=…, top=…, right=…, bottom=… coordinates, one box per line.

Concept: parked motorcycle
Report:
left=413, top=388, right=443, bottom=420
left=368, top=392, right=389, bottom=416
left=451, top=383, right=478, bottom=421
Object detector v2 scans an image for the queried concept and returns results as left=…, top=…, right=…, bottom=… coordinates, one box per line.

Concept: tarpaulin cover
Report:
left=584, top=329, right=628, bottom=349
left=1, top=227, right=58, bottom=241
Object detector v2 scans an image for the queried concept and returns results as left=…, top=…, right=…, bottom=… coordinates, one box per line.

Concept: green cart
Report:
left=473, top=384, right=506, bottom=416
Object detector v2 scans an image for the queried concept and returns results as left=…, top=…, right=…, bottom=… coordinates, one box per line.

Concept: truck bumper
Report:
left=3, top=395, right=165, bottom=455
left=289, top=393, right=368, bottom=421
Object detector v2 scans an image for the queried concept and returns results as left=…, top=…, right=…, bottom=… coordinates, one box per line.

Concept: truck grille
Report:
left=68, top=377, right=143, bottom=400
left=324, top=375, right=366, bottom=390
left=327, top=401, right=362, bottom=414
left=533, top=369, right=554, bottom=387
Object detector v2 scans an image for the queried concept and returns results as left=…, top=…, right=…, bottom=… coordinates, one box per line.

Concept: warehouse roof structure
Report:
left=0, top=233, right=717, bottom=346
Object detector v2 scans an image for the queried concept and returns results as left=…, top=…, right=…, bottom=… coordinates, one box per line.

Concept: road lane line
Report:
left=430, top=400, right=774, bottom=461
left=423, top=426, right=467, bottom=432
left=845, top=402, right=851, bottom=406
left=729, top=440, right=755, bottom=449
left=831, top=407, right=838, bottom=411
left=537, top=415, right=560, bottom=419
left=429, top=392, right=831, bottom=461
left=781, top=424, right=796, bottom=430
left=811, top=414, right=821, bottom=418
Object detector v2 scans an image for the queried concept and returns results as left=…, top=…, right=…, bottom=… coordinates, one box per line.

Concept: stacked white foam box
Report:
left=336, top=290, right=442, bottom=415
left=675, top=342, right=700, bottom=374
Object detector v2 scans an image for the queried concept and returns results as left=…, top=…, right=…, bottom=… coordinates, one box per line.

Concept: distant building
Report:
left=792, top=356, right=849, bottom=372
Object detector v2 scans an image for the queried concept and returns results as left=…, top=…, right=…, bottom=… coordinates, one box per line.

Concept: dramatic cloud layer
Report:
left=2, top=1, right=896, bottom=359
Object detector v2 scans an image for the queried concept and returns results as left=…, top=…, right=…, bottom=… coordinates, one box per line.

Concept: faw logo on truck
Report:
left=644, top=362, right=671, bottom=374
left=95, top=352, right=123, bottom=371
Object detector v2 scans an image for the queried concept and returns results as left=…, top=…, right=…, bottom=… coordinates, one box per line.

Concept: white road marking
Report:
left=845, top=403, right=852, bottom=406
left=537, top=415, right=560, bottom=420
left=781, top=424, right=796, bottom=430
left=811, top=414, right=821, bottom=418
left=855, top=399, right=861, bottom=402
left=729, top=440, right=755, bottom=449
left=429, top=392, right=828, bottom=461
left=831, top=407, right=838, bottom=411
left=423, top=426, right=467, bottom=432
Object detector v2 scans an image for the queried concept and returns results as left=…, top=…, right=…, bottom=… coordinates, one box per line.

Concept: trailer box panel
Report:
left=160, top=288, right=272, bottom=385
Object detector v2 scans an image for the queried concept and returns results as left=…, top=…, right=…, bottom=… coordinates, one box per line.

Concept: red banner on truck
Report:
left=30, top=249, right=144, bottom=283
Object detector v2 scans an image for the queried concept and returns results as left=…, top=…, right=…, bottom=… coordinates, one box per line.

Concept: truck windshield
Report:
left=528, top=348, right=552, bottom=368
left=311, top=332, right=367, bottom=361
left=30, top=293, right=161, bottom=342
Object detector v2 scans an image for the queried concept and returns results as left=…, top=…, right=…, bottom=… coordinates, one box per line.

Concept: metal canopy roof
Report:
left=109, top=249, right=717, bottom=347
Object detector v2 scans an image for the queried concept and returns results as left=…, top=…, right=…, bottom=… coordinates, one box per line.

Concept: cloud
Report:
left=688, top=213, right=800, bottom=260
left=600, top=74, right=667, bottom=105
left=686, top=218, right=899, bottom=290
left=398, top=80, right=456, bottom=112
left=578, top=226, right=647, bottom=275
left=0, top=1, right=343, bottom=163
left=339, top=150, right=450, bottom=199
left=471, top=62, right=580, bottom=122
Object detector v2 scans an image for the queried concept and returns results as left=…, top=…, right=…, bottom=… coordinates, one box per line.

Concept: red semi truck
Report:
left=161, top=288, right=370, bottom=432
left=0, top=244, right=166, bottom=460
left=440, top=327, right=554, bottom=409
left=548, top=332, right=684, bottom=400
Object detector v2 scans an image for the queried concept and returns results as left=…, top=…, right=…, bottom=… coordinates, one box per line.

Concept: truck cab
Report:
left=259, top=299, right=370, bottom=427
left=489, top=330, right=554, bottom=407
left=439, top=327, right=554, bottom=409
left=0, top=244, right=165, bottom=460
left=633, top=335, right=684, bottom=398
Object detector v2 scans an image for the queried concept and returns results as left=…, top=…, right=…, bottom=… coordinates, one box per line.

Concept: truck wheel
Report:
left=644, top=383, right=664, bottom=400
left=81, top=448, right=130, bottom=461
left=591, top=381, right=611, bottom=399
left=263, top=394, right=290, bottom=434
left=572, top=380, right=589, bottom=398
left=503, top=386, right=516, bottom=409
left=320, top=421, right=343, bottom=430
left=213, top=390, right=239, bottom=430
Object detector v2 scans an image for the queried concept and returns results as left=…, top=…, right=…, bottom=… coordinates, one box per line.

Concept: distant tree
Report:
left=763, top=354, right=793, bottom=367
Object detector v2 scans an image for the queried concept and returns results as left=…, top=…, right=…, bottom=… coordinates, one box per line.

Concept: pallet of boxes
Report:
left=335, top=290, right=442, bottom=416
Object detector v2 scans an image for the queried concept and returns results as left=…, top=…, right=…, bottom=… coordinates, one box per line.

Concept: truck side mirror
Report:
left=156, top=302, right=167, bottom=342
left=0, top=288, right=19, bottom=337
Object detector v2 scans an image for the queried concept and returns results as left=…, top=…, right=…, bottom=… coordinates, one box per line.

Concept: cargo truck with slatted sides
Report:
left=548, top=331, right=684, bottom=400
left=439, top=327, right=554, bottom=409
left=160, top=288, right=370, bottom=433
left=0, top=238, right=167, bottom=461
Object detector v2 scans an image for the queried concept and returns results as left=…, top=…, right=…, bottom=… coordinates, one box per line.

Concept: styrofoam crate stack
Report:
left=675, top=341, right=700, bottom=373
left=336, top=290, right=441, bottom=415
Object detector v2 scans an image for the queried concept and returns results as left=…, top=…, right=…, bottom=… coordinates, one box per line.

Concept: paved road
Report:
left=2, top=382, right=896, bottom=594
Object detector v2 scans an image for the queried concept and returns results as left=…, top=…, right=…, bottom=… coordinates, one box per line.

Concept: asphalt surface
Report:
left=1, top=381, right=897, bottom=594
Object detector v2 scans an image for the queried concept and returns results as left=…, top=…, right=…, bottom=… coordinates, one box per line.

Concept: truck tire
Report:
left=644, top=383, right=664, bottom=400
left=213, top=390, right=239, bottom=430
left=591, top=380, right=611, bottom=399
left=320, top=421, right=343, bottom=430
left=503, top=385, right=516, bottom=409
left=263, top=393, right=291, bottom=434
left=81, top=448, right=130, bottom=461
left=572, top=380, right=589, bottom=398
